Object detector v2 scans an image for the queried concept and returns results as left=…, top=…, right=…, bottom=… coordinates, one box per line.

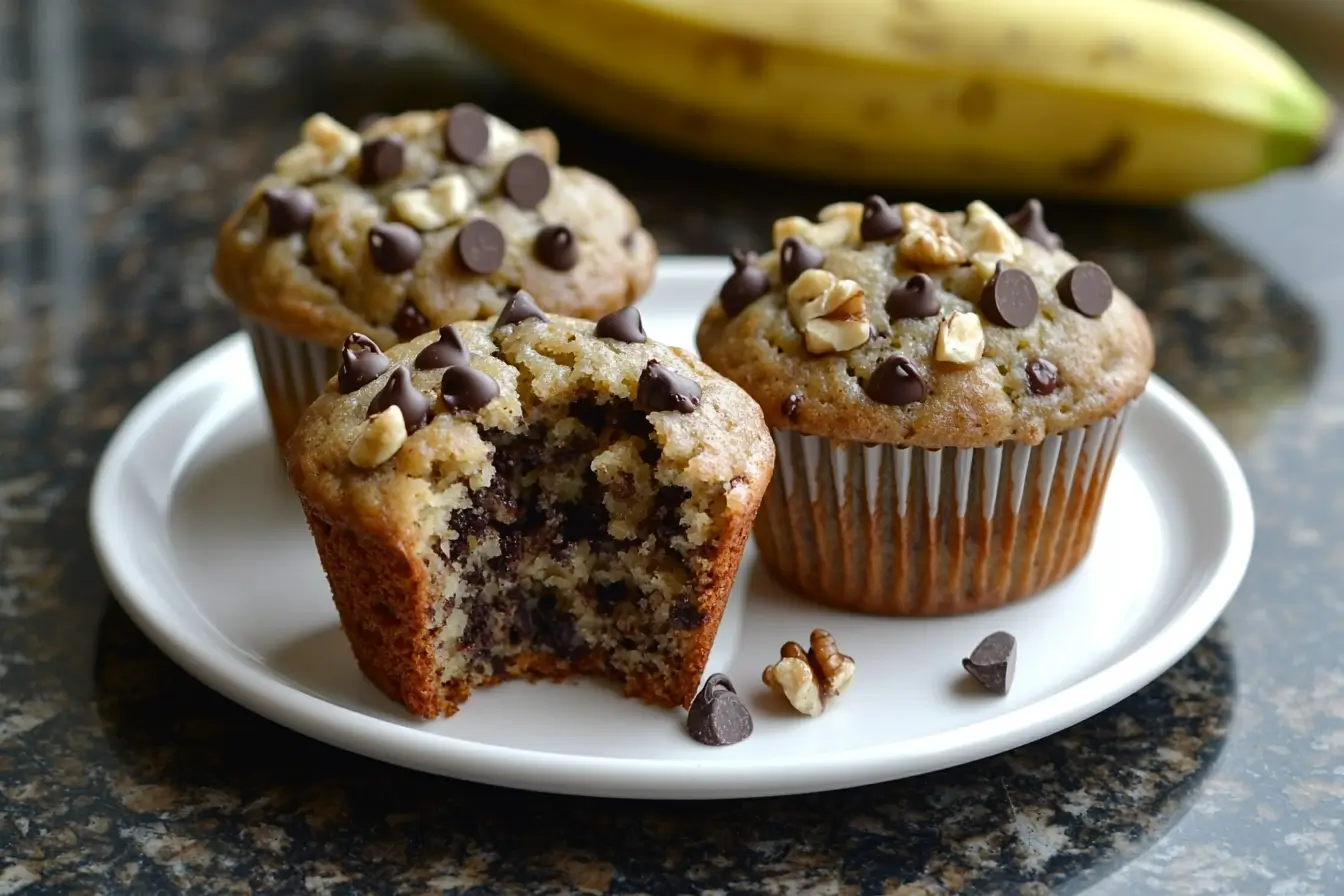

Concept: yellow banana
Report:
left=419, top=0, right=1334, bottom=202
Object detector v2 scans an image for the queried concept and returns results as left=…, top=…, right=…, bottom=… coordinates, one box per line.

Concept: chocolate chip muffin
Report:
left=213, top=106, right=658, bottom=450
left=286, top=298, right=774, bottom=718
left=696, top=198, right=1154, bottom=615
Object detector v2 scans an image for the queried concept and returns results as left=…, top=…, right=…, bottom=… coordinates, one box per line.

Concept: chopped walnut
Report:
left=772, top=203, right=860, bottom=250
left=391, top=174, right=472, bottom=231
left=348, top=406, right=409, bottom=468
left=275, top=113, right=361, bottom=182
left=960, top=200, right=1022, bottom=274
left=808, top=629, right=856, bottom=696
left=763, top=630, right=855, bottom=716
left=786, top=269, right=870, bottom=354
left=935, top=311, right=986, bottom=365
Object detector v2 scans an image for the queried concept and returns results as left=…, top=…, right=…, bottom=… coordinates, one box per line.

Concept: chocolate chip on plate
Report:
left=980, top=262, right=1039, bottom=328
left=391, top=299, right=431, bottom=341
left=781, top=392, right=803, bottom=422
left=865, top=356, right=925, bottom=406
left=415, top=325, right=471, bottom=369
left=368, top=222, right=422, bottom=274
left=637, top=360, right=701, bottom=414
left=1025, top=358, right=1058, bottom=396
left=859, top=195, right=903, bottom=241
left=1003, top=199, right=1063, bottom=250
left=778, top=236, right=825, bottom=285
left=367, top=366, right=430, bottom=432
left=262, top=187, right=316, bottom=237
left=501, top=152, right=551, bottom=209
left=444, top=103, right=491, bottom=164
left=534, top=224, right=580, bottom=271
left=718, top=249, right=770, bottom=316
left=886, top=273, right=941, bottom=319
left=455, top=219, right=507, bottom=275
left=962, top=631, right=1017, bottom=695
left=492, top=289, right=548, bottom=330
left=337, top=333, right=389, bottom=393
left=359, top=135, right=405, bottom=185
left=440, top=365, right=499, bottom=412
left=686, top=673, right=753, bottom=747
left=1057, top=261, right=1113, bottom=318
left=594, top=305, right=646, bottom=343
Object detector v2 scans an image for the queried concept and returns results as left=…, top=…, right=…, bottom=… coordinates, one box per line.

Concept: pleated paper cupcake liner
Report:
left=238, top=316, right=340, bottom=452
left=754, top=404, right=1132, bottom=616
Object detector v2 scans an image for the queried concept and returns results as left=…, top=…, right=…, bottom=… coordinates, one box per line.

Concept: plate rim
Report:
left=89, top=257, right=1255, bottom=799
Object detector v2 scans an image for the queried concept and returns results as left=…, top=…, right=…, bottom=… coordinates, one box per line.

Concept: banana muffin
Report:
left=696, top=197, right=1154, bottom=615
left=286, top=299, right=774, bottom=717
left=214, top=106, right=658, bottom=449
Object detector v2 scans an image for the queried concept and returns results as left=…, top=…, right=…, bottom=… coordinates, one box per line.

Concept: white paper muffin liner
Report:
left=753, top=403, right=1133, bottom=615
left=238, top=317, right=340, bottom=452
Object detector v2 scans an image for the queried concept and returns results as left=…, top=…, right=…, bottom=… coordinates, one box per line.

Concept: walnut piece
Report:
left=392, top=174, right=472, bottom=231
left=348, top=406, right=408, bottom=468
left=960, top=200, right=1022, bottom=274
left=763, top=630, right=855, bottom=716
left=772, top=203, right=861, bottom=250
left=935, top=311, right=986, bottom=365
left=275, top=113, right=361, bottom=182
left=786, top=269, right=870, bottom=354
left=896, top=202, right=967, bottom=269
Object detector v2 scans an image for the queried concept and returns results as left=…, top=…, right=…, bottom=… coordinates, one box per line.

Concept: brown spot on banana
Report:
left=696, top=36, right=769, bottom=80
left=1064, top=135, right=1133, bottom=182
left=1089, top=38, right=1137, bottom=66
left=957, top=80, right=996, bottom=123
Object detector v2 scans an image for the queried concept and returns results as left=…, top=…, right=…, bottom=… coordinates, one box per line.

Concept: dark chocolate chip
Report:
left=359, top=135, right=405, bottom=185
left=781, top=392, right=803, bottom=422
left=391, top=300, right=431, bottom=341
left=368, top=222, right=422, bottom=274
left=415, top=325, right=471, bottom=369
left=1003, top=199, right=1063, bottom=250
left=886, top=273, right=941, bottom=319
left=444, top=103, right=490, bottom=164
left=1057, top=261, right=1113, bottom=318
left=670, top=600, right=708, bottom=630
left=860, top=195, right=903, bottom=241
left=1025, top=358, right=1058, bottom=396
left=778, top=236, right=825, bottom=284
left=366, top=366, right=430, bottom=432
left=262, top=187, right=316, bottom=237
left=440, top=365, right=499, bottom=412
left=980, top=263, right=1039, bottom=328
left=336, top=333, right=389, bottom=393
left=492, top=289, right=548, bottom=330
left=454, top=219, right=506, bottom=275
left=686, top=674, right=753, bottom=747
left=501, top=152, right=551, bottom=209
left=962, top=631, right=1016, bottom=695
left=718, top=249, right=770, bottom=317
left=866, top=356, right=925, bottom=406
left=637, top=360, right=701, bottom=414
left=594, top=306, right=646, bottom=343
left=534, top=224, right=579, bottom=271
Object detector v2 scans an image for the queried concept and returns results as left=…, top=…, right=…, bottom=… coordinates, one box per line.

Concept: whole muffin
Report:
left=696, top=197, right=1154, bottom=615
left=286, top=299, right=774, bottom=717
left=214, top=106, right=658, bottom=449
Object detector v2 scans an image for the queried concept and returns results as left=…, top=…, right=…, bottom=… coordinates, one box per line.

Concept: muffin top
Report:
left=695, top=198, right=1154, bottom=448
left=214, top=107, right=658, bottom=349
left=287, top=299, right=774, bottom=534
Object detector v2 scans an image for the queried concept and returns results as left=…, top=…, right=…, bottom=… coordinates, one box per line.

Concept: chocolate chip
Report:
left=440, top=365, right=499, bottom=412
left=962, top=631, right=1016, bottom=695
left=262, top=187, right=316, bottom=237
left=359, top=135, right=405, bottom=185
left=367, top=366, right=430, bottom=432
left=781, top=393, right=803, bottom=422
left=415, top=325, right=471, bottom=369
left=866, top=356, right=925, bottom=406
left=336, top=333, right=389, bottom=393
left=454, top=219, right=506, bottom=275
left=718, top=249, right=770, bottom=316
left=444, top=103, right=490, bottom=164
left=637, top=360, right=700, bottom=414
left=368, top=222, right=422, bottom=274
left=886, top=273, right=941, bottom=319
left=1025, top=358, right=1058, bottom=396
left=686, top=674, right=753, bottom=747
left=492, top=289, right=548, bottom=330
left=534, top=224, right=579, bottom=271
left=1003, top=199, right=1062, bottom=250
left=594, top=306, right=646, bottom=343
left=778, top=236, right=824, bottom=284
left=501, top=152, right=551, bottom=208
left=1057, top=261, right=1113, bottom=318
left=391, top=300, right=431, bottom=341
left=980, top=263, right=1038, bottom=328
left=860, top=195, right=903, bottom=241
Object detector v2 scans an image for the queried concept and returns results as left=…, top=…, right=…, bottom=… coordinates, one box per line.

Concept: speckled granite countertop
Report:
left=2, top=1, right=1342, bottom=893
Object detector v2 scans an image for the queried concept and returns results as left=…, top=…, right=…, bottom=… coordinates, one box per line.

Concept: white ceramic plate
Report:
left=90, top=257, right=1254, bottom=800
